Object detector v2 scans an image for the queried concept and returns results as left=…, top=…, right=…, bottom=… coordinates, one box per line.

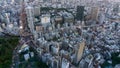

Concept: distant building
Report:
left=113, top=3, right=120, bottom=14
left=49, top=42, right=60, bottom=55
left=19, top=44, right=29, bottom=53
left=0, top=26, right=3, bottom=32
left=51, top=0, right=57, bottom=3
left=54, top=15, right=63, bottom=28
left=35, top=24, right=44, bottom=32
left=98, top=13, right=105, bottom=24
left=40, top=14, right=51, bottom=31
left=118, top=5, right=120, bottom=15
left=5, top=13, right=10, bottom=25
left=26, top=6, right=35, bottom=34
left=54, top=15, right=63, bottom=23
left=34, top=5, right=41, bottom=16
left=74, top=41, right=85, bottom=64
left=91, top=7, right=99, bottom=21
left=114, top=64, right=120, bottom=68
left=41, top=14, right=51, bottom=25
left=61, top=58, right=70, bottom=68
left=51, top=57, right=59, bottom=68
left=30, top=52, right=34, bottom=58
left=24, top=54, right=30, bottom=61
left=76, top=6, right=84, bottom=21
left=63, top=12, right=74, bottom=26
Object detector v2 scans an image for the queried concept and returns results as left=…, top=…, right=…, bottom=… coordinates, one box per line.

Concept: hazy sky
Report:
left=108, top=0, right=120, bottom=2
left=97, top=0, right=120, bottom=2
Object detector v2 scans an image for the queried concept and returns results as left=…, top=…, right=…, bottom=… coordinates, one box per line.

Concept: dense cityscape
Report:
left=0, top=0, right=120, bottom=68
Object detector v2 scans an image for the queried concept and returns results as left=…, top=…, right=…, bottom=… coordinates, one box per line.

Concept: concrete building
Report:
left=51, top=57, right=59, bottom=68
left=74, top=41, right=85, bottom=64
left=98, top=12, right=105, bottom=24
left=24, top=54, right=30, bottom=61
left=26, top=6, right=35, bottom=34
left=5, top=13, right=10, bottom=25
left=63, top=12, right=74, bottom=27
left=61, top=58, right=70, bottom=68
left=54, top=15, right=63, bottom=27
left=76, top=6, right=84, bottom=21
left=50, top=43, right=60, bottom=55
left=34, top=5, right=41, bottom=16
left=40, top=14, right=51, bottom=31
left=35, top=24, right=44, bottom=32
left=91, top=7, right=99, bottom=21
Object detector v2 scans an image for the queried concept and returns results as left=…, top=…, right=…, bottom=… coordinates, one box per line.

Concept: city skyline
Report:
left=0, top=0, right=120, bottom=68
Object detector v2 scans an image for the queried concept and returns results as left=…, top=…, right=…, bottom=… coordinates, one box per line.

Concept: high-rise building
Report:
left=74, top=41, right=85, bottom=64
left=34, top=5, right=41, bottom=16
left=91, top=7, right=99, bottom=21
left=26, top=6, right=35, bottom=34
left=76, top=6, right=85, bottom=21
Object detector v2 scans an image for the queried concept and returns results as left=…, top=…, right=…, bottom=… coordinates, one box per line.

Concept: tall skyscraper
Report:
left=91, top=7, right=99, bottom=21
left=74, top=41, right=85, bottom=64
left=76, top=6, right=85, bottom=21
left=26, top=6, right=35, bottom=34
